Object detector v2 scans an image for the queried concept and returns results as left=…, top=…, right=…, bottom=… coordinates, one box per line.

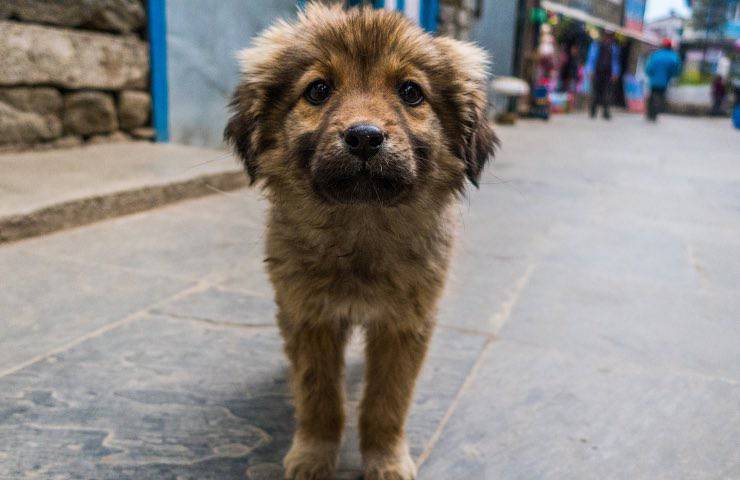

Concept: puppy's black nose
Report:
left=344, top=124, right=384, bottom=159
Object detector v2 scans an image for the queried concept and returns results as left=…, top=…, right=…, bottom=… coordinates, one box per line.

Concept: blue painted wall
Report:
left=165, top=0, right=297, bottom=147
left=469, top=0, right=519, bottom=110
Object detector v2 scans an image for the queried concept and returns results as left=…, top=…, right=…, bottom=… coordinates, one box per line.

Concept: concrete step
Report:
left=0, top=141, right=246, bottom=243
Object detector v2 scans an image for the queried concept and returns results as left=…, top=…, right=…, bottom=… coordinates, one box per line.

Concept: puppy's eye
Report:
left=398, top=81, right=424, bottom=106
left=304, top=80, right=332, bottom=105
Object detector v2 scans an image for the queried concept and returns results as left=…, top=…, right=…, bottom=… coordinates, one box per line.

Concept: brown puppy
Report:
left=225, top=4, right=496, bottom=479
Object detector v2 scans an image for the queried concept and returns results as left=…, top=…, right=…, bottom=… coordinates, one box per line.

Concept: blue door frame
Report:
left=419, top=0, right=438, bottom=32
left=147, top=0, right=169, bottom=142
left=347, top=0, right=438, bottom=31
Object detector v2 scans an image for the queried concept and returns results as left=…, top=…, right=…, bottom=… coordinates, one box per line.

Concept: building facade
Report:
left=0, top=0, right=519, bottom=151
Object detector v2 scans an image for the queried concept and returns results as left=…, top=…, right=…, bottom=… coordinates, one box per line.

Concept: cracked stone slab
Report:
left=438, top=252, right=537, bottom=334
left=212, top=256, right=274, bottom=300
left=0, top=313, right=488, bottom=479
left=152, top=287, right=276, bottom=326
left=12, top=195, right=264, bottom=281
left=682, top=238, right=740, bottom=292
left=418, top=339, right=740, bottom=480
left=539, top=221, right=702, bottom=290
left=497, top=260, right=740, bottom=381
left=0, top=248, right=192, bottom=372
left=0, top=315, right=290, bottom=480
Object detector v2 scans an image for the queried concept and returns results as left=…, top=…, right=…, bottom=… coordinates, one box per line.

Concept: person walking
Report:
left=710, top=74, right=727, bottom=116
left=559, top=44, right=580, bottom=94
left=645, top=38, right=681, bottom=121
left=585, top=30, right=621, bottom=119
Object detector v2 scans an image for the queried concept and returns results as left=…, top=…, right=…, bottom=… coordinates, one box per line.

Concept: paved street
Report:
left=1, top=113, right=739, bottom=479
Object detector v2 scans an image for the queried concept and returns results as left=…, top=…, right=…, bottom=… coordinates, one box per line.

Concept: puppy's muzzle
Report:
left=310, top=125, right=414, bottom=206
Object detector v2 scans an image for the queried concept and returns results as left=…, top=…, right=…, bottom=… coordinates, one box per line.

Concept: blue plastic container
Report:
left=733, top=81, right=740, bottom=130
left=530, top=86, right=550, bottom=120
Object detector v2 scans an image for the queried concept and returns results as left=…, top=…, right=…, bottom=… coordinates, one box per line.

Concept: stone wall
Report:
left=0, top=1, right=152, bottom=151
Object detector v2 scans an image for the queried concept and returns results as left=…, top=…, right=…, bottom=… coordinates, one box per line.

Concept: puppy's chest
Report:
left=269, top=219, right=452, bottom=288
left=299, top=230, right=432, bottom=279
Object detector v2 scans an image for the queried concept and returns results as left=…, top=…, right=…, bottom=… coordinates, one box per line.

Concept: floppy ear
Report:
left=434, top=37, right=498, bottom=187
left=461, top=100, right=497, bottom=187
left=224, top=82, right=260, bottom=183
left=224, top=17, right=304, bottom=183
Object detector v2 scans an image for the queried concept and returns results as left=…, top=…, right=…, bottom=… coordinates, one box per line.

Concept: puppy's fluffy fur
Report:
left=225, top=4, right=496, bottom=479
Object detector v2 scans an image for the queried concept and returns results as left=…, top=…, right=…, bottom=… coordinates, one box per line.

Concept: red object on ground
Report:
left=628, top=98, right=646, bottom=113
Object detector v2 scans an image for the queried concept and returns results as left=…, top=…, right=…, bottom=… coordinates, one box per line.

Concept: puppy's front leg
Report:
left=281, top=312, right=350, bottom=480
left=360, top=321, right=433, bottom=480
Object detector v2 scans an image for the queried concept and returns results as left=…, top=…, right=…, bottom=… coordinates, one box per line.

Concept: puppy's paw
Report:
left=363, top=443, right=417, bottom=480
left=283, top=436, right=338, bottom=480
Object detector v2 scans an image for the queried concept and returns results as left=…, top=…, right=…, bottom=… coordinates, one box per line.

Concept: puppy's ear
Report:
left=225, top=16, right=305, bottom=183
left=434, top=37, right=498, bottom=187
left=462, top=99, right=497, bottom=187
left=224, top=83, right=260, bottom=183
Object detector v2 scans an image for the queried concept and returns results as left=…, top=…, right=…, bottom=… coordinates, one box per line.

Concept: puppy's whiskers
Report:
left=479, top=174, right=524, bottom=196
left=180, top=152, right=236, bottom=173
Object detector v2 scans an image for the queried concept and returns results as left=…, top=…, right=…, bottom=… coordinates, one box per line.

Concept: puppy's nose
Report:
left=343, top=124, right=384, bottom=160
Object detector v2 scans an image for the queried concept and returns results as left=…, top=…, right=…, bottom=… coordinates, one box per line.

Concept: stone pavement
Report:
left=1, top=113, right=739, bottom=479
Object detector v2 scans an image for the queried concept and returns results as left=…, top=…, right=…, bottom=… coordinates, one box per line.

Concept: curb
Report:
left=0, top=170, right=247, bottom=244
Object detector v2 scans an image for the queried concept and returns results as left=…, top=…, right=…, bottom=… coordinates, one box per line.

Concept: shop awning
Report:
left=541, top=0, right=660, bottom=46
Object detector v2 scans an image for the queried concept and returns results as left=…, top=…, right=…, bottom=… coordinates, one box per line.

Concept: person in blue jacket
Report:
left=645, top=38, right=682, bottom=121
left=585, top=30, right=621, bottom=119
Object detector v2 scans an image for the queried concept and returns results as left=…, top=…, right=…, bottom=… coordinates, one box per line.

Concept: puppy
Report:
left=225, top=4, right=496, bottom=479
